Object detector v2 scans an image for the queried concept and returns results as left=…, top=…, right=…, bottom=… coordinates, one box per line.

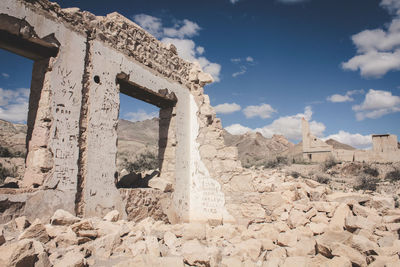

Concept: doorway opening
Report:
left=115, top=73, right=177, bottom=189
left=0, top=49, right=33, bottom=186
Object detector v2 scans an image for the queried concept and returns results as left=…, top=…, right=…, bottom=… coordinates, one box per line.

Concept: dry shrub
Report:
left=363, top=166, right=379, bottom=177
left=385, top=169, right=400, bottom=182
left=316, top=175, right=330, bottom=184
left=354, top=177, right=379, bottom=191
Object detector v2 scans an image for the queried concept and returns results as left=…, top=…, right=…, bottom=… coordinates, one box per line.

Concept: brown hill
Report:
left=0, top=119, right=27, bottom=155
left=223, top=130, right=294, bottom=167
left=116, top=118, right=159, bottom=171
left=325, top=138, right=355, bottom=150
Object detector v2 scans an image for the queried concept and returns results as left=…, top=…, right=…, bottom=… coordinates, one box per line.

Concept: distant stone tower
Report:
left=301, top=118, right=332, bottom=162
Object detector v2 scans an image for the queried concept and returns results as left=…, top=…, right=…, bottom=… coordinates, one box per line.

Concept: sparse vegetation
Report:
left=290, top=171, right=301, bottom=179
left=316, top=175, right=330, bottom=184
left=385, top=169, right=400, bottom=182
left=363, top=166, right=379, bottom=177
left=263, top=160, right=279, bottom=169
left=261, top=156, right=290, bottom=169
left=354, top=177, right=379, bottom=191
left=0, top=146, right=12, bottom=157
left=0, top=163, right=17, bottom=183
left=276, top=156, right=289, bottom=165
left=323, top=157, right=338, bottom=171
left=125, top=151, right=158, bottom=173
left=0, top=145, right=26, bottom=158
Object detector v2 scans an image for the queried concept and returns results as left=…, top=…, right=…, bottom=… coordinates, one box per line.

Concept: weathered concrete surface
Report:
left=302, top=118, right=400, bottom=163
left=0, top=0, right=245, bottom=223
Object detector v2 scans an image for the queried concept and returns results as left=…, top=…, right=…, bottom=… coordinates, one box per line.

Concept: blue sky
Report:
left=1, top=0, right=400, bottom=148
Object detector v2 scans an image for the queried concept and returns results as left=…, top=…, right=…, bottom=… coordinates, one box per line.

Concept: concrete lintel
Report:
left=116, top=73, right=177, bottom=109
left=0, top=14, right=59, bottom=60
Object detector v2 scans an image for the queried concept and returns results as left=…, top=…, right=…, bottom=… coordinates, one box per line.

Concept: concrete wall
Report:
left=301, top=119, right=400, bottom=164
left=0, top=0, right=244, bottom=223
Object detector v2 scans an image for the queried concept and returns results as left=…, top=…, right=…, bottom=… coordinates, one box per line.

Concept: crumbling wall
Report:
left=301, top=119, right=400, bottom=163
left=0, top=0, right=251, bottom=224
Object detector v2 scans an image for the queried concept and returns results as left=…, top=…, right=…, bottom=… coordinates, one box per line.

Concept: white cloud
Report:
left=1, top=73, right=9, bottom=78
left=124, top=109, right=158, bottom=122
left=342, top=2, right=400, bottom=78
left=230, top=0, right=240, bottom=4
left=381, top=0, right=400, bottom=14
left=243, top=103, right=277, bottom=119
left=225, top=124, right=252, bottom=135
left=342, top=50, right=400, bottom=78
left=323, top=131, right=372, bottom=149
left=231, top=56, right=255, bottom=77
left=163, top=19, right=200, bottom=39
left=214, top=103, right=241, bottom=114
left=132, top=14, right=162, bottom=38
left=327, top=89, right=364, bottom=103
left=0, top=88, right=29, bottom=123
left=225, top=106, right=325, bottom=141
left=133, top=14, right=221, bottom=82
left=232, top=66, right=247, bottom=77
left=196, top=46, right=205, bottom=55
left=352, top=89, right=400, bottom=120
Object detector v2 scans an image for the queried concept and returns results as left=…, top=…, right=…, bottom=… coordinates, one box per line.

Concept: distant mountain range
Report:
left=0, top=118, right=358, bottom=168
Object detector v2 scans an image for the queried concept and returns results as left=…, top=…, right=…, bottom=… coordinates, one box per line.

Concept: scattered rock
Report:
left=15, top=216, right=30, bottom=231
left=104, top=210, right=120, bottom=222
left=51, top=209, right=80, bottom=226
left=53, top=250, right=85, bottom=267
left=148, top=177, right=173, bottom=192
left=19, top=219, right=50, bottom=243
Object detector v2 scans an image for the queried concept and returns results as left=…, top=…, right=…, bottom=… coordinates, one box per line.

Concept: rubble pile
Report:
left=1, top=170, right=399, bottom=266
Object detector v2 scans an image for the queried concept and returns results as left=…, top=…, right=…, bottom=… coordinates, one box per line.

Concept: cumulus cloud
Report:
left=1, top=73, right=9, bottom=78
left=342, top=1, right=400, bottom=78
left=0, top=88, right=29, bottom=123
left=124, top=109, right=158, bottom=122
left=132, top=14, right=163, bottom=38
left=226, top=106, right=325, bottom=141
left=225, top=123, right=252, bottom=135
left=243, top=103, right=277, bottom=119
left=381, top=0, right=400, bottom=14
left=163, top=19, right=201, bottom=39
left=133, top=14, right=221, bottom=82
left=230, top=0, right=241, bottom=4
left=323, top=131, right=372, bottom=149
left=327, top=89, right=365, bottom=103
left=246, top=56, right=254, bottom=62
left=214, top=103, right=241, bottom=114
left=352, top=89, right=400, bottom=120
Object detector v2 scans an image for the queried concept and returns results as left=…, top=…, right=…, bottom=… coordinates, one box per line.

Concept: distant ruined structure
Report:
left=0, top=0, right=254, bottom=224
left=302, top=118, right=400, bottom=163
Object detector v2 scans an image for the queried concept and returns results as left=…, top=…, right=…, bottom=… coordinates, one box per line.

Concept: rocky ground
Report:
left=284, top=161, right=400, bottom=196
left=1, top=169, right=399, bottom=267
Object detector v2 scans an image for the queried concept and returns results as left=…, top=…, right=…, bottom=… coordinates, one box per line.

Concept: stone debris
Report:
left=1, top=170, right=399, bottom=266
left=50, top=210, right=80, bottom=226
left=103, top=210, right=120, bottom=222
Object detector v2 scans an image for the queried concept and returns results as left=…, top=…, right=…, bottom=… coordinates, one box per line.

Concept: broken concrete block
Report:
left=15, top=216, right=31, bottom=232
left=51, top=209, right=80, bottom=226
left=104, top=210, right=120, bottom=222
left=18, top=219, right=49, bottom=243
left=148, top=177, right=173, bottom=192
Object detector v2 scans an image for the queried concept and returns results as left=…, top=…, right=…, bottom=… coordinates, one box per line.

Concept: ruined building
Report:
left=302, top=118, right=400, bottom=163
left=0, top=0, right=257, bottom=224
